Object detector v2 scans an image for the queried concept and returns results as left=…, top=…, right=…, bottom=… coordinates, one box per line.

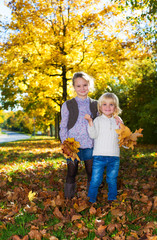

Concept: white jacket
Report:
left=88, top=114, right=120, bottom=157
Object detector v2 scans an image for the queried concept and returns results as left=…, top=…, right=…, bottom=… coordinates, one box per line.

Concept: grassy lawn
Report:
left=0, top=137, right=156, bottom=240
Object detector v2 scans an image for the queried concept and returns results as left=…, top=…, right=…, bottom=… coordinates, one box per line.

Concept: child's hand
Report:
left=114, top=116, right=123, bottom=125
left=84, top=114, right=93, bottom=126
left=84, top=114, right=92, bottom=121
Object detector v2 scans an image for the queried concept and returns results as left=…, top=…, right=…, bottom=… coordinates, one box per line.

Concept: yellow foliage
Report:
left=61, top=138, right=80, bottom=161
left=0, top=0, right=151, bottom=121
left=116, top=124, right=143, bottom=149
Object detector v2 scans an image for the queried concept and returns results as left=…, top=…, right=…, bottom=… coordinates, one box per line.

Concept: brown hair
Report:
left=72, top=72, right=94, bottom=86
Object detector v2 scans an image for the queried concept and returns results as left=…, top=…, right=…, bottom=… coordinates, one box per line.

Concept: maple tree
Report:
left=0, top=0, right=150, bottom=114
left=116, top=123, right=143, bottom=149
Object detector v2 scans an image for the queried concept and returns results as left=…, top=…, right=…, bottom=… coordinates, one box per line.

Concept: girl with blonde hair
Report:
left=85, top=92, right=122, bottom=203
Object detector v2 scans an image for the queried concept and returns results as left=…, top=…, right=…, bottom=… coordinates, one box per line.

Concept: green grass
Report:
left=145, top=212, right=157, bottom=222
left=103, top=211, right=112, bottom=225
left=0, top=211, right=36, bottom=240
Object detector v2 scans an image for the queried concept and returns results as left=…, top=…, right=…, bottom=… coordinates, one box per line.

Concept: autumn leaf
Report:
left=107, top=223, right=121, bottom=233
left=73, top=200, right=89, bottom=212
left=12, top=236, right=29, bottom=240
left=8, top=176, right=12, bottom=182
left=53, top=207, right=65, bottom=220
left=12, top=236, right=22, bottom=240
left=61, top=138, right=80, bottom=161
left=153, top=196, right=157, bottom=209
left=50, top=236, right=59, bottom=240
left=28, top=190, right=37, bottom=202
left=71, top=214, right=82, bottom=221
left=95, top=219, right=105, bottom=227
left=28, top=230, right=42, bottom=240
left=49, top=237, right=59, bottom=240
left=96, top=225, right=107, bottom=237
left=89, top=206, right=97, bottom=215
left=24, top=202, right=38, bottom=213
left=115, top=123, right=143, bottom=149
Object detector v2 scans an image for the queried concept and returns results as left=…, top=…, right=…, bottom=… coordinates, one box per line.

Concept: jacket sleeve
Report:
left=59, top=102, right=69, bottom=143
left=87, top=118, right=99, bottom=139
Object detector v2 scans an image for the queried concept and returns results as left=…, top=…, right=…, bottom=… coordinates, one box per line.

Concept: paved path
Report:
left=0, top=130, right=31, bottom=143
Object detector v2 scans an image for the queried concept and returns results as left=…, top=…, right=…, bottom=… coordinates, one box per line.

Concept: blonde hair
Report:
left=98, top=92, right=122, bottom=116
left=72, top=72, right=94, bottom=86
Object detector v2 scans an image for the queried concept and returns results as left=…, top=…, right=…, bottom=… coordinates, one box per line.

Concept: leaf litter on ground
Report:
left=0, top=138, right=156, bottom=240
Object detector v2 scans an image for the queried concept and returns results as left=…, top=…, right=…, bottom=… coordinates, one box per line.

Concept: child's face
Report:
left=100, top=98, right=116, bottom=118
left=73, top=77, right=89, bottom=99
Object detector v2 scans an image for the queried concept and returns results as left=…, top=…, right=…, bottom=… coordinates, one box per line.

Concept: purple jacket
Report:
left=59, top=97, right=97, bottom=148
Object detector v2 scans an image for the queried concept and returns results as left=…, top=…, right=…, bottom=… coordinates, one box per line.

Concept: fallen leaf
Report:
left=12, top=236, right=21, bottom=240
left=96, top=225, right=107, bottom=237
left=95, top=219, right=105, bottom=227
left=71, top=214, right=82, bottom=221
left=53, top=207, right=64, bottom=220
left=140, top=193, right=148, bottom=203
left=147, top=236, right=157, bottom=240
left=111, top=208, right=125, bottom=217
left=107, top=223, right=116, bottom=233
left=55, top=195, right=64, bottom=206
left=143, top=222, right=156, bottom=234
left=89, top=206, right=97, bottom=215
left=25, top=202, right=37, bottom=213
left=130, top=231, right=139, bottom=239
left=28, top=190, right=36, bottom=202
left=22, top=236, right=29, bottom=240
left=153, top=196, right=157, bottom=208
left=28, top=230, right=42, bottom=240
left=73, top=200, right=89, bottom=212
left=49, top=237, right=59, bottom=240
left=107, top=223, right=121, bottom=233
left=75, top=222, right=83, bottom=228
left=77, top=230, right=88, bottom=239
left=8, top=176, right=12, bottom=182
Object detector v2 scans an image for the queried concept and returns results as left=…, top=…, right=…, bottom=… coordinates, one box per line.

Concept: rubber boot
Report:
left=64, top=183, right=76, bottom=199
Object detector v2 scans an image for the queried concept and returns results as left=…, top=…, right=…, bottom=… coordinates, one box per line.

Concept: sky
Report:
left=0, top=0, right=11, bottom=20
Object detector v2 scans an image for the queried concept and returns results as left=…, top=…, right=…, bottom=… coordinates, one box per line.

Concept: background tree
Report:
left=0, top=0, right=155, bottom=141
left=0, top=0, right=148, bottom=104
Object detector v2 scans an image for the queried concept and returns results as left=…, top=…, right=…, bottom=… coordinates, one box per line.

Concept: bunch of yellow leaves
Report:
left=115, top=124, right=143, bottom=149
left=61, top=138, right=80, bottom=161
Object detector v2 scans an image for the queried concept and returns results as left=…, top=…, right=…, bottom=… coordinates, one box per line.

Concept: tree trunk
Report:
left=50, top=124, right=53, bottom=137
left=62, top=65, right=67, bottom=102
left=55, top=112, right=60, bottom=139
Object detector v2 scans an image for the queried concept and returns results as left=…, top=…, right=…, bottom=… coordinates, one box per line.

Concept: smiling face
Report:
left=73, top=77, right=90, bottom=99
left=100, top=98, right=116, bottom=118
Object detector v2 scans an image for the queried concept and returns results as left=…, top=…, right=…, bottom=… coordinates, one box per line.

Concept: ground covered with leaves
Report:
left=0, top=137, right=156, bottom=240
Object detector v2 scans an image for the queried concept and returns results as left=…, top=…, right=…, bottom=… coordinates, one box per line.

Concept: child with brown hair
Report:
left=59, top=72, right=97, bottom=199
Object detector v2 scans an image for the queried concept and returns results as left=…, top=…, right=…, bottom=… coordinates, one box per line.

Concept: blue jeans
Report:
left=88, top=156, right=120, bottom=203
left=67, top=148, right=93, bottom=162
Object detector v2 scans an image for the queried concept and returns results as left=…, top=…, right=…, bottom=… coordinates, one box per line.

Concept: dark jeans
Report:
left=66, top=148, right=93, bottom=184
